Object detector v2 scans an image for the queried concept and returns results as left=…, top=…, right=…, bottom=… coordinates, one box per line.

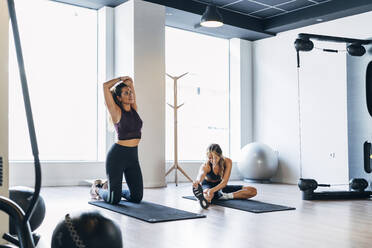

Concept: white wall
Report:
left=253, top=11, right=372, bottom=184
left=10, top=162, right=105, bottom=187
left=0, top=0, right=9, bottom=241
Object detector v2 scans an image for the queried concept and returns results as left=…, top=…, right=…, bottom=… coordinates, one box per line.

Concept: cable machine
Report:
left=295, top=33, right=372, bottom=200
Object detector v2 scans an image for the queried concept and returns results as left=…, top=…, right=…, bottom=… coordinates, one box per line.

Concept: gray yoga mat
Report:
left=89, top=200, right=206, bottom=223
left=183, top=196, right=295, bottom=213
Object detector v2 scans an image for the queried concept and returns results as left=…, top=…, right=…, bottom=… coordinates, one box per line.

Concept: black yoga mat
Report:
left=183, top=196, right=295, bottom=213
left=89, top=200, right=206, bottom=223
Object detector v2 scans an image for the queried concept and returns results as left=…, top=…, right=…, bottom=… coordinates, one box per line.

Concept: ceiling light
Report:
left=200, top=5, right=223, bottom=28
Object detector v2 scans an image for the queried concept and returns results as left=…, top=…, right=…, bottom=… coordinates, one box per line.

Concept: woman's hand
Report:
left=119, top=76, right=133, bottom=86
left=192, top=181, right=200, bottom=189
left=204, top=189, right=214, bottom=203
left=203, top=188, right=214, bottom=202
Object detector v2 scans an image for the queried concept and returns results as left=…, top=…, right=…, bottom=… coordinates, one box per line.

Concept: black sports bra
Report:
left=206, top=162, right=222, bottom=181
left=114, top=108, right=143, bottom=140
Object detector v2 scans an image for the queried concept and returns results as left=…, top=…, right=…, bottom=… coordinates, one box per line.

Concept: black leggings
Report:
left=98, top=144, right=143, bottom=204
left=202, top=180, right=243, bottom=200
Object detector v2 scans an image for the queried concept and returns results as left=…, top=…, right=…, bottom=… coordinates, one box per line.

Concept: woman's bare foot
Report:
left=90, top=179, right=103, bottom=200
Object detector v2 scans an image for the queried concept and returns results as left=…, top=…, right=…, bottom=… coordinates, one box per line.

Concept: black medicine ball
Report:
left=51, top=211, right=122, bottom=248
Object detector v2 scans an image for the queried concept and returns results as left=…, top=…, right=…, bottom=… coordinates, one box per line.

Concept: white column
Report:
left=229, top=38, right=253, bottom=160
left=115, top=0, right=166, bottom=187
left=97, top=7, right=115, bottom=158
left=0, top=0, right=9, bottom=241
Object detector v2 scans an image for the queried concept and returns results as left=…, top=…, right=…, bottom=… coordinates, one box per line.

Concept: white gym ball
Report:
left=237, top=142, right=279, bottom=183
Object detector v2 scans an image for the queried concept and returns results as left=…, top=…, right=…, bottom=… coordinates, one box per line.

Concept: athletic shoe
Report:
left=192, top=184, right=210, bottom=209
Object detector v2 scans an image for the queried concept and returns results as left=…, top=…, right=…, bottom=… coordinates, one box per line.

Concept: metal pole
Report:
left=7, top=0, right=41, bottom=227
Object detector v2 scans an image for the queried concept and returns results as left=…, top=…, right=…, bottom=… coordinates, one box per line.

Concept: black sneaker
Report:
left=192, top=184, right=209, bottom=209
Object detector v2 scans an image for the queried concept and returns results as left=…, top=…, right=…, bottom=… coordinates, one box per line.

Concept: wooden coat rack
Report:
left=165, top=73, right=193, bottom=186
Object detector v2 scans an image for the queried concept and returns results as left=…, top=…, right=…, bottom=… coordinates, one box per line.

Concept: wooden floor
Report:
left=35, top=182, right=372, bottom=248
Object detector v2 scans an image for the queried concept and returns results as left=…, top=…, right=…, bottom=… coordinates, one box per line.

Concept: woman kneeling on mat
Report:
left=193, top=144, right=257, bottom=207
left=90, top=76, right=143, bottom=204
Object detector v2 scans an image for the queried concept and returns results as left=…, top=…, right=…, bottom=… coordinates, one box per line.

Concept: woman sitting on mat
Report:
left=90, top=76, right=143, bottom=204
left=193, top=144, right=257, bottom=207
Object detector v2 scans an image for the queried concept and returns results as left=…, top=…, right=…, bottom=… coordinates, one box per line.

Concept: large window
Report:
left=165, top=27, right=230, bottom=161
left=9, top=0, right=101, bottom=161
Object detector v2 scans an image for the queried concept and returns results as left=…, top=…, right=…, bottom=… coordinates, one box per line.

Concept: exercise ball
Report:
left=51, top=211, right=123, bottom=248
left=237, top=142, right=278, bottom=182
left=9, top=186, right=46, bottom=235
